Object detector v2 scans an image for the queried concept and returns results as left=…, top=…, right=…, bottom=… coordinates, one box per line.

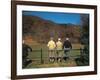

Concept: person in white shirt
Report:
left=56, top=38, right=63, bottom=62
left=47, top=37, right=56, bottom=62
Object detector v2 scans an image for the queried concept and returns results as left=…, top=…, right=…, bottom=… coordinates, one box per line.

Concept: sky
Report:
left=23, top=11, right=82, bottom=25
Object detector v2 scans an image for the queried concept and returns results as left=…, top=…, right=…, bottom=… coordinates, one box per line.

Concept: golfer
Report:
left=47, top=37, right=56, bottom=62
left=56, top=38, right=63, bottom=62
left=63, top=38, right=72, bottom=61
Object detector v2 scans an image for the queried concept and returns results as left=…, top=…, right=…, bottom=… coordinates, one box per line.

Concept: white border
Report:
left=17, top=5, right=94, bottom=75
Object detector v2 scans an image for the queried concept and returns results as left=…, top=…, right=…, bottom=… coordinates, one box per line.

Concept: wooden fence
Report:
left=28, top=48, right=87, bottom=64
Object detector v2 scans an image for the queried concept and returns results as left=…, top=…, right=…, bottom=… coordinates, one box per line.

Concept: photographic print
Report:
left=22, top=11, right=89, bottom=68
left=11, top=1, right=97, bottom=79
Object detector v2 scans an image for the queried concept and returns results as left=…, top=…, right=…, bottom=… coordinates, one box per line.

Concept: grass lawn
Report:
left=24, top=43, right=83, bottom=69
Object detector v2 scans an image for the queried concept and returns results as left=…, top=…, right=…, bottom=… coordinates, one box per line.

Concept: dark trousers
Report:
left=63, top=50, right=70, bottom=61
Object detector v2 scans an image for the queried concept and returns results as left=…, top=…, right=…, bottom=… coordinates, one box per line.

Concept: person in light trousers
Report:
left=47, top=37, right=56, bottom=62
left=56, top=38, right=63, bottom=62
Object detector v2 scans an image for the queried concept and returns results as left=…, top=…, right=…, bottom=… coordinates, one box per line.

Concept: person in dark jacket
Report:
left=63, top=38, right=72, bottom=61
left=22, top=40, right=32, bottom=68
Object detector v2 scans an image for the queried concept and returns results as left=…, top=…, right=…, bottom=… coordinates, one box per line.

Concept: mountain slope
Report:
left=22, top=15, right=81, bottom=43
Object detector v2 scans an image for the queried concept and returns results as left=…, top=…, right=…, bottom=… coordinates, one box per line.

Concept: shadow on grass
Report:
left=25, top=59, right=77, bottom=69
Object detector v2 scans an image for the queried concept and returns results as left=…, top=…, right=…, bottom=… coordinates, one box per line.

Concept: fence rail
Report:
left=28, top=48, right=86, bottom=64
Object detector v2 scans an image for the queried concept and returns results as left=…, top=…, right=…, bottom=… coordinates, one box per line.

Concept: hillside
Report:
left=22, top=15, right=81, bottom=43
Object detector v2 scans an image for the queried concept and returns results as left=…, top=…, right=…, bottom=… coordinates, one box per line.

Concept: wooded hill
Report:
left=22, top=15, right=81, bottom=43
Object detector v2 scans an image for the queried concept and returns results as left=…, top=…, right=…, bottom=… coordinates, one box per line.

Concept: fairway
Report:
left=24, top=42, right=83, bottom=68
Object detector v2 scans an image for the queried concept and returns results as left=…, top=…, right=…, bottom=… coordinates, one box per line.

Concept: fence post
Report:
left=80, top=48, right=83, bottom=57
left=40, top=48, right=44, bottom=64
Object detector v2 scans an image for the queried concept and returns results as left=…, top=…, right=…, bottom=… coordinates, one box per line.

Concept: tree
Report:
left=80, top=14, right=89, bottom=45
left=75, top=14, right=89, bottom=66
left=81, top=14, right=89, bottom=65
